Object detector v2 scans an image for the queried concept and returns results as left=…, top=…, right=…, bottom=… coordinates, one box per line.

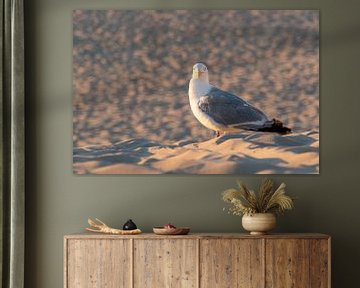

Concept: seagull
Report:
left=188, top=63, right=291, bottom=137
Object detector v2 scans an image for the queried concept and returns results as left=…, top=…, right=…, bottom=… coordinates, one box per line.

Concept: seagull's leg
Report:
left=216, top=131, right=221, bottom=137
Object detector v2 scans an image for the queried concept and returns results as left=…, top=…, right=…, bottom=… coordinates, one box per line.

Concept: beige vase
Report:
left=242, top=213, right=276, bottom=235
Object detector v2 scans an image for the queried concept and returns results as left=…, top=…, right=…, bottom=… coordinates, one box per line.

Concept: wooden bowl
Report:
left=153, top=227, right=190, bottom=235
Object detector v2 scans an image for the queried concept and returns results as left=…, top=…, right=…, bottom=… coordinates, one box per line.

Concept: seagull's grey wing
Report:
left=198, top=87, right=268, bottom=129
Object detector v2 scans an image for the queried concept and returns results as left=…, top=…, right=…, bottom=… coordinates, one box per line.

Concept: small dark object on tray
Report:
left=123, top=219, right=137, bottom=230
left=163, top=223, right=176, bottom=229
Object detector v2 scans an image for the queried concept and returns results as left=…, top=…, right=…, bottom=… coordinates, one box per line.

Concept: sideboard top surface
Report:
left=64, top=232, right=330, bottom=240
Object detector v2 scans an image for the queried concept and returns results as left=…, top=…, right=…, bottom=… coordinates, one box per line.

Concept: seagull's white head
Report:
left=192, top=63, right=209, bottom=82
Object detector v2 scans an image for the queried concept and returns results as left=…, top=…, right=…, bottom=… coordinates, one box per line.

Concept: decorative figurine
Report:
left=123, top=219, right=137, bottom=230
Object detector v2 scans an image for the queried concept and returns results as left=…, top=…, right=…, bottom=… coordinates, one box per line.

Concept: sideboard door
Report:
left=309, top=239, right=330, bottom=288
left=133, top=239, right=198, bottom=288
left=266, top=239, right=310, bottom=287
left=66, top=239, right=131, bottom=288
left=200, top=239, right=264, bottom=288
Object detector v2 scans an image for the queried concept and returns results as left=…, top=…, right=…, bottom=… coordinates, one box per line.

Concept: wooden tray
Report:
left=153, top=227, right=190, bottom=235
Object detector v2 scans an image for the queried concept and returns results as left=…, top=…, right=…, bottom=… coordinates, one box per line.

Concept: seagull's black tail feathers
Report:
left=257, top=119, right=291, bottom=134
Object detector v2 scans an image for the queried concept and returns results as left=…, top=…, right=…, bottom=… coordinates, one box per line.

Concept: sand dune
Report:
left=73, top=131, right=319, bottom=174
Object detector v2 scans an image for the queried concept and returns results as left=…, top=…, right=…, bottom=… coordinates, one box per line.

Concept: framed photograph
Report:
left=72, top=10, right=319, bottom=174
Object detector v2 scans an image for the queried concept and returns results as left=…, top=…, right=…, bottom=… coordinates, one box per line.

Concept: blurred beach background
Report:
left=73, top=10, right=319, bottom=174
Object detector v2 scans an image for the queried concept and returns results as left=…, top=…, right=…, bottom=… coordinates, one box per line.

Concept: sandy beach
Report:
left=73, top=131, right=319, bottom=174
left=73, top=10, right=319, bottom=174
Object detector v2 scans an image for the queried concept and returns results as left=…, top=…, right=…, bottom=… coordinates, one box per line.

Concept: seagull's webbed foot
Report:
left=215, top=131, right=221, bottom=137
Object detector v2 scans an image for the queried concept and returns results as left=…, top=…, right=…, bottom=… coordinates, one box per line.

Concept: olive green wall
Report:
left=24, top=0, right=360, bottom=287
